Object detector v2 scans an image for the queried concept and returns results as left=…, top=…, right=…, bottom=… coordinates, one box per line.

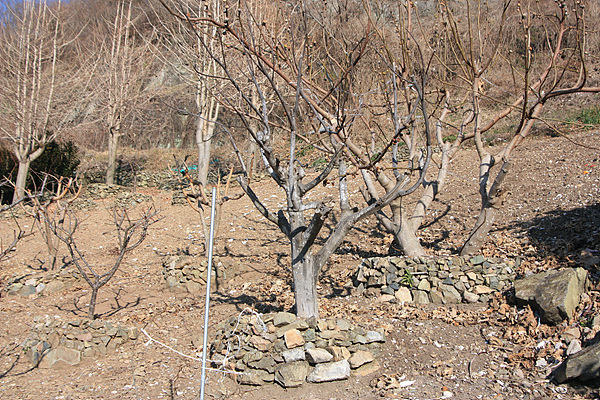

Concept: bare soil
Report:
left=1, top=130, right=599, bottom=400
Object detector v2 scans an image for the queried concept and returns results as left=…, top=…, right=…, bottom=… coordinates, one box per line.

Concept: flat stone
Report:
left=275, top=320, right=309, bottom=338
left=395, top=287, right=412, bottom=303
left=412, top=290, right=429, bottom=304
left=470, top=255, right=485, bottom=265
left=250, top=335, right=272, bottom=351
left=365, top=330, right=385, bottom=343
left=514, top=268, right=589, bottom=325
left=466, top=272, right=477, bottom=281
left=307, top=360, right=350, bottom=383
left=375, top=294, right=395, bottom=303
left=282, top=348, right=305, bottom=363
left=249, top=355, right=277, bottom=373
left=19, top=285, right=36, bottom=296
left=473, top=285, right=494, bottom=295
left=335, top=319, right=352, bottom=331
left=439, top=284, right=461, bottom=304
left=552, top=340, right=600, bottom=383
left=325, top=346, right=350, bottom=361
left=561, top=327, right=581, bottom=343
left=239, top=369, right=273, bottom=386
left=566, top=339, right=582, bottom=356
left=417, top=279, right=431, bottom=291
left=348, top=350, right=374, bottom=368
left=429, top=290, right=444, bottom=304
left=273, top=312, right=296, bottom=327
left=463, top=291, right=480, bottom=303
left=45, top=280, right=65, bottom=294
left=306, top=348, right=333, bottom=364
left=284, top=329, right=305, bottom=349
left=353, top=360, right=380, bottom=376
left=185, top=280, right=203, bottom=294
left=274, top=361, right=309, bottom=387
left=38, top=347, right=81, bottom=368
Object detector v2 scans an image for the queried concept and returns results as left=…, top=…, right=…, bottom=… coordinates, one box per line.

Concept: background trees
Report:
left=0, top=0, right=83, bottom=201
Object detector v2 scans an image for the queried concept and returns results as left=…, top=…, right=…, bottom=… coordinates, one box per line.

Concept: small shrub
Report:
left=575, top=106, right=600, bottom=128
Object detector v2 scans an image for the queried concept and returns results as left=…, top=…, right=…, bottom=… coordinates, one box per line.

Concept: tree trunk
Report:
left=292, top=254, right=320, bottom=319
left=106, top=132, right=119, bottom=185
left=13, top=158, right=31, bottom=203
left=88, top=286, right=98, bottom=320
left=396, top=214, right=426, bottom=257
left=196, top=117, right=213, bottom=187
left=461, top=160, right=511, bottom=255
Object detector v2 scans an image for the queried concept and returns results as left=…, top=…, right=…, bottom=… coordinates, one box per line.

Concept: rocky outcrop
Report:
left=354, top=256, right=517, bottom=304
left=514, top=268, right=589, bottom=325
left=210, top=311, right=385, bottom=387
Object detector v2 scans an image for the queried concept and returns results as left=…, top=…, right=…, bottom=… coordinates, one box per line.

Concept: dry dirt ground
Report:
left=0, top=130, right=599, bottom=400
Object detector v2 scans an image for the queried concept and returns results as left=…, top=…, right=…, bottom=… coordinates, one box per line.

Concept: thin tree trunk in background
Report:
left=13, top=159, right=31, bottom=202
left=106, top=130, right=119, bottom=185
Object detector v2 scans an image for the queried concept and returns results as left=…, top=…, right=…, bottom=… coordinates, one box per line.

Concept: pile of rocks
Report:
left=162, top=255, right=245, bottom=293
left=5, top=268, right=83, bottom=297
left=210, top=311, right=385, bottom=387
left=353, top=255, right=518, bottom=304
left=23, top=315, right=139, bottom=368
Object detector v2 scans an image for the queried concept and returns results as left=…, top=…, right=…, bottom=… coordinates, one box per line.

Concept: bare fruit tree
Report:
left=0, top=0, right=84, bottom=202
left=26, top=177, right=81, bottom=270
left=163, top=0, right=434, bottom=318
left=47, top=205, right=160, bottom=319
left=436, top=0, right=600, bottom=255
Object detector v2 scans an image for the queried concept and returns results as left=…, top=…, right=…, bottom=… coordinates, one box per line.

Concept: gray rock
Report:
left=439, top=284, right=461, bottom=304
left=38, top=347, right=81, bottom=368
left=307, top=360, right=351, bottom=383
left=515, top=268, right=589, bottom=325
left=365, top=330, right=385, bottom=343
left=19, top=285, right=36, bottom=296
left=273, top=312, right=296, bottom=327
left=186, top=280, right=203, bottom=294
left=306, top=348, right=333, bottom=364
left=249, top=355, right=277, bottom=373
left=463, top=291, right=480, bottom=303
left=348, top=350, right=374, bottom=368
left=44, top=280, right=65, bottom=294
left=552, top=341, right=600, bottom=383
left=239, top=369, right=273, bottom=385
left=395, top=287, right=412, bottom=303
left=412, top=290, right=430, bottom=304
left=566, top=339, right=582, bottom=356
left=274, top=361, right=309, bottom=387
left=282, top=348, right=305, bottom=363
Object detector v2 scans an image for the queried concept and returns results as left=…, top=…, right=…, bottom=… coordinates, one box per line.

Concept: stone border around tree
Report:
left=209, top=310, right=386, bottom=387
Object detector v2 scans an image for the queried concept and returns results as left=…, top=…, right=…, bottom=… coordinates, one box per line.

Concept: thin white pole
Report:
left=199, top=187, right=217, bottom=400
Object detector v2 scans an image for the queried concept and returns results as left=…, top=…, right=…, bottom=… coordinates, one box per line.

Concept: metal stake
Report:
left=200, top=187, right=217, bottom=400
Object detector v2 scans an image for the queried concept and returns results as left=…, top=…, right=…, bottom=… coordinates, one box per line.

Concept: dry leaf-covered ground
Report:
left=0, top=130, right=599, bottom=400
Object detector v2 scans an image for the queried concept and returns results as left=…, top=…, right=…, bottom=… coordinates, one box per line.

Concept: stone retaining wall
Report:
left=353, top=255, right=519, bottom=304
left=210, top=311, right=385, bottom=387
left=162, top=255, right=246, bottom=293
left=23, top=316, right=138, bottom=368
left=5, top=268, right=83, bottom=297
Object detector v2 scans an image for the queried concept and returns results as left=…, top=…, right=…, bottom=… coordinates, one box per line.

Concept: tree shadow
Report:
left=515, top=202, right=600, bottom=280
